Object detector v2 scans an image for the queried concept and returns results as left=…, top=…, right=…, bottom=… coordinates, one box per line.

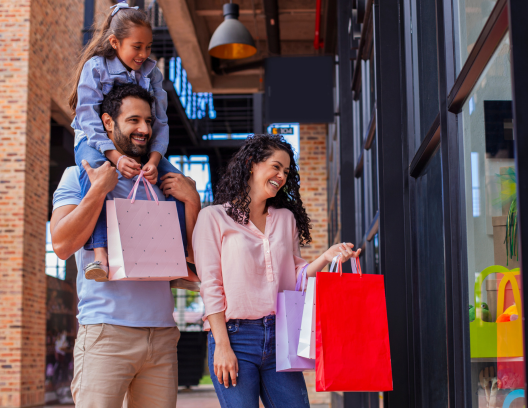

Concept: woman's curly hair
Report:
left=214, top=134, right=312, bottom=246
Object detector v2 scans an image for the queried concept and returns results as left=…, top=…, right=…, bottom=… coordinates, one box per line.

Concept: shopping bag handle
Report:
left=329, top=255, right=343, bottom=276
left=329, top=255, right=362, bottom=277
left=354, top=257, right=362, bottom=277
left=127, top=170, right=159, bottom=205
left=295, top=264, right=309, bottom=294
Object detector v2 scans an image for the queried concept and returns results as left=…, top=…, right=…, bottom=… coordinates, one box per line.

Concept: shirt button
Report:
left=268, top=266, right=272, bottom=269
left=266, top=251, right=270, bottom=254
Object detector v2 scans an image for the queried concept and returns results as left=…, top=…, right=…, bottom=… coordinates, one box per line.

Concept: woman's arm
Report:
left=208, top=311, right=238, bottom=388
left=306, top=243, right=360, bottom=278
left=192, top=209, right=238, bottom=386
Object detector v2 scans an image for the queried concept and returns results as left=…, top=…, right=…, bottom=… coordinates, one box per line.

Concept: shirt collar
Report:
left=107, top=57, right=157, bottom=77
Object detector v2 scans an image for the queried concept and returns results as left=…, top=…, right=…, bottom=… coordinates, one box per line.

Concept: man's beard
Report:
left=113, top=121, right=150, bottom=157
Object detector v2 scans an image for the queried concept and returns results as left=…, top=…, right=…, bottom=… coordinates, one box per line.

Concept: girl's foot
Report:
left=85, top=247, right=109, bottom=281
left=84, top=261, right=109, bottom=282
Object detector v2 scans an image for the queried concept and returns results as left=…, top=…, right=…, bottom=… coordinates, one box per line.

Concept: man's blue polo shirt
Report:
left=52, top=167, right=176, bottom=327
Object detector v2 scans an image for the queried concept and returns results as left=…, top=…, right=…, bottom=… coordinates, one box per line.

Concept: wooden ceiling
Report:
left=156, top=0, right=336, bottom=93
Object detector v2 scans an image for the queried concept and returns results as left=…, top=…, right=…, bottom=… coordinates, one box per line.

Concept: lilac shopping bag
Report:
left=276, top=265, right=316, bottom=372
left=107, top=171, right=188, bottom=281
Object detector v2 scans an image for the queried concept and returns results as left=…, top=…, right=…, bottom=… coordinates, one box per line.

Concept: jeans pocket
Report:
left=84, top=324, right=105, bottom=352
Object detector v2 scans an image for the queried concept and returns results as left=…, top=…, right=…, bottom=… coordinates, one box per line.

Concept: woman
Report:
left=193, top=134, right=360, bottom=407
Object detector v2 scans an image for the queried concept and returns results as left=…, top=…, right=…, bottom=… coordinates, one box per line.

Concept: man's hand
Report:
left=82, top=160, right=118, bottom=196
left=142, top=163, right=158, bottom=185
left=160, top=173, right=201, bottom=207
left=118, top=156, right=141, bottom=179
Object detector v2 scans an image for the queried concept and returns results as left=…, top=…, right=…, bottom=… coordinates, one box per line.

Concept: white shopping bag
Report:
left=297, top=256, right=343, bottom=359
left=297, top=276, right=316, bottom=359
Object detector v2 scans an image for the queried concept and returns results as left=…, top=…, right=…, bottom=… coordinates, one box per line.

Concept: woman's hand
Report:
left=214, top=343, right=239, bottom=388
left=208, top=311, right=238, bottom=388
left=306, top=243, right=362, bottom=277
left=324, top=242, right=360, bottom=263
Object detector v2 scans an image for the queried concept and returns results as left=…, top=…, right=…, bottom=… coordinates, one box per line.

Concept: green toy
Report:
left=481, top=303, right=491, bottom=322
left=470, top=303, right=490, bottom=323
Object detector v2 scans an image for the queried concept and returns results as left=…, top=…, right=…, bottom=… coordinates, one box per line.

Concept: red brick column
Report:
left=299, top=124, right=328, bottom=261
left=297, top=124, right=330, bottom=406
left=0, top=0, right=83, bottom=405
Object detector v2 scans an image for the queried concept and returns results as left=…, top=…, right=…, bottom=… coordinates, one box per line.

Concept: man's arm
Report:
left=50, top=161, right=118, bottom=260
left=159, top=173, right=201, bottom=264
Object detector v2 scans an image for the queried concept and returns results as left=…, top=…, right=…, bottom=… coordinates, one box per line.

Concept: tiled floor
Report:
left=40, top=385, right=329, bottom=407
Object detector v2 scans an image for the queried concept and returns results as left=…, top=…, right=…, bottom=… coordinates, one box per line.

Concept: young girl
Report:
left=69, top=2, right=187, bottom=281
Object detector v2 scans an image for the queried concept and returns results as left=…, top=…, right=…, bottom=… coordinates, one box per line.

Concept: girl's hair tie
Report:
left=110, top=1, right=139, bottom=17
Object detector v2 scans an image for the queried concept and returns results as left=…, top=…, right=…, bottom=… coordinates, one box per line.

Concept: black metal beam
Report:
left=263, top=0, right=281, bottom=56
left=337, top=0, right=356, bottom=275
left=508, top=0, right=528, bottom=388
left=373, top=1, right=413, bottom=406
left=436, top=0, right=473, bottom=405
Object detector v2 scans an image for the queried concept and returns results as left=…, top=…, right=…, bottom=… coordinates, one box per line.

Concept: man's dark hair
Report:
left=101, top=84, right=154, bottom=121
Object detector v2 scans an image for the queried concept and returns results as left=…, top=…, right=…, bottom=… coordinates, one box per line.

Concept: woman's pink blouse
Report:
left=192, top=205, right=308, bottom=329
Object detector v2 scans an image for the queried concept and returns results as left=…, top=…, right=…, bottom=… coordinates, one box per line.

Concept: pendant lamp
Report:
left=208, top=3, right=257, bottom=60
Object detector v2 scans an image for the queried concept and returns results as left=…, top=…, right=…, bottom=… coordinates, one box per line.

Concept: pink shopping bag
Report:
left=276, top=265, right=315, bottom=372
left=107, top=171, right=188, bottom=281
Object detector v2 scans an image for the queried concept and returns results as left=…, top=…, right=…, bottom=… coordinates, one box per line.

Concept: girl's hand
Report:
left=118, top=157, right=141, bottom=179
left=142, top=163, right=158, bottom=185
left=324, top=242, right=361, bottom=263
left=214, top=344, right=239, bottom=388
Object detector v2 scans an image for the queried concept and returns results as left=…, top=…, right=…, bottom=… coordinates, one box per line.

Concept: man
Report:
left=50, top=84, right=201, bottom=408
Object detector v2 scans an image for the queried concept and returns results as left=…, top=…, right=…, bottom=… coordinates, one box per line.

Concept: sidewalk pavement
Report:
left=41, top=385, right=329, bottom=407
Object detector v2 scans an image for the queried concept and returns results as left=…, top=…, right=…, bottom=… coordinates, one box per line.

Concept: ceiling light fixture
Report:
left=208, top=3, right=257, bottom=60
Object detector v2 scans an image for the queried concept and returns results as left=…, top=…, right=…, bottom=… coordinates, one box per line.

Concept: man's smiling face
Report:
left=111, top=96, right=153, bottom=157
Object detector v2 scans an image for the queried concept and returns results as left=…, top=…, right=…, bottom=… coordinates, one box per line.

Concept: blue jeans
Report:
left=74, top=138, right=187, bottom=256
left=208, top=315, right=310, bottom=408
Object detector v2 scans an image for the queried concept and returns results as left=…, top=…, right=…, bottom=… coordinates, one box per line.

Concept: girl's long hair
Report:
left=68, top=7, right=151, bottom=113
left=213, top=134, right=312, bottom=246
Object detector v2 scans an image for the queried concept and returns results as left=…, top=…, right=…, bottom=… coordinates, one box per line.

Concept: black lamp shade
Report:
left=208, top=3, right=257, bottom=60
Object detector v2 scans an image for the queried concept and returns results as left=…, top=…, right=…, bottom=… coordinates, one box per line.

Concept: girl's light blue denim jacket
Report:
left=71, top=55, right=168, bottom=156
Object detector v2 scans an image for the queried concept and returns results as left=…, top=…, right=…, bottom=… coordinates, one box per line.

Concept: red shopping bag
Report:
left=315, top=257, right=393, bottom=392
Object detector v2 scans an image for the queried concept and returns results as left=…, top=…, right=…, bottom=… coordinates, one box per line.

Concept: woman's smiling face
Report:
left=248, top=149, right=291, bottom=200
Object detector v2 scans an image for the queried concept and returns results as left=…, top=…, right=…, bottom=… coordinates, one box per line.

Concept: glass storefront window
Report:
left=460, top=33, right=524, bottom=408
left=456, top=0, right=498, bottom=73
left=408, top=0, right=439, bottom=143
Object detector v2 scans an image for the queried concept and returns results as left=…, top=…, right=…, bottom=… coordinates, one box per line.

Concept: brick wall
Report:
left=299, top=124, right=328, bottom=262
left=298, top=124, right=330, bottom=407
left=0, top=0, right=83, bottom=406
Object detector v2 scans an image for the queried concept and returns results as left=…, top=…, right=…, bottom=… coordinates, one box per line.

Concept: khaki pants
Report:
left=71, top=324, right=180, bottom=408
